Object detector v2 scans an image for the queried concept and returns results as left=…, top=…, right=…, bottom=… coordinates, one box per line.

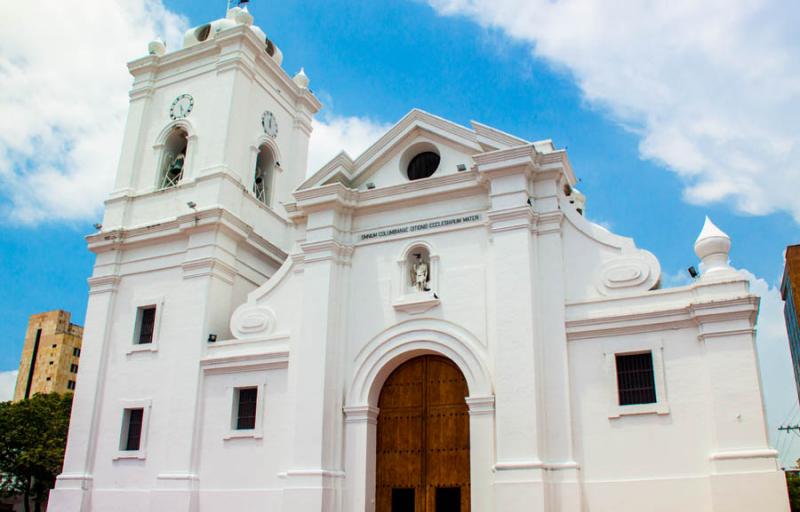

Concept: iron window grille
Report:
left=615, top=352, right=657, bottom=406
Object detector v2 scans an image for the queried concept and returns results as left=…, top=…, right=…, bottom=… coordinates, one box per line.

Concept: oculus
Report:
left=407, top=151, right=440, bottom=180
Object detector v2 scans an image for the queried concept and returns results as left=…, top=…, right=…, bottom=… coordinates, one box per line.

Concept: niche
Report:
left=394, top=243, right=441, bottom=314
left=158, top=127, right=188, bottom=189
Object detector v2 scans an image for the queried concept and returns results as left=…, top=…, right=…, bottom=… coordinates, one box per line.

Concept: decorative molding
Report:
left=230, top=306, right=278, bottom=339
left=566, top=295, right=758, bottom=341
left=200, top=349, right=289, bottom=374
left=494, top=460, right=544, bottom=471
left=182, top=257, right=237, bottom=284
left=393, top=293, right=441, bottom=315
left=710, top=448, right=778, bottom=461
left=593, top=250, right=661, bottom=297
left=347, top=318, right=491, bottom=406
left=698, top=328, right=756, bottom=342
left=465, top=395, right=495, bottom=416
left=487, top=206, right=536, bottom=233
left=343, top=405, right=380, bottom=425
left=87, top=275, right=121, bottom=295
left=300, top=240, right=353, bottom=265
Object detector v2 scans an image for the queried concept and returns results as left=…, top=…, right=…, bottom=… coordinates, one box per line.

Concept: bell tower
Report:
left=104, top=5, right=320, bottom=248
left=48, top=7, right=320, bottom=512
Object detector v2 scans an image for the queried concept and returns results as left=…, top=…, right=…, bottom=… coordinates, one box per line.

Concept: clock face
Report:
left=170, top=94, right=194, bottom=120
left=262, top=111, right=278, bottom=137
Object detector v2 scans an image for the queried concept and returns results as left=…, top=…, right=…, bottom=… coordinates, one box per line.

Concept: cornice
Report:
left=292, top=172, right=486, bottom=220
left=566, top=294, right=759, bottom=341
left=87, top=275, right=121, bottom=295
left=88, top=207, right=287, bottom=266
left=300, top=239, right=354, bottom=265
left=487, top=206, right=536, bottom=233
left=200, top=349, right=289, bottom=374
left=126, top=25, right=320, bottom=114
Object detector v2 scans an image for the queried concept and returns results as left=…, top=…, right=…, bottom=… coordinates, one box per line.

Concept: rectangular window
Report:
left=136, top=306, right=157, bottom=345
left=391, top=488, right=415, bottom=512
left=616, top=352, right=657, bottom=405
left=73, top=347, right=81, bottom=357
left=235, top=387, right=258, bottom=430
left=122, top=408, right=144, bottom=451
left=67, top=380, right=76, bottom=390
left=70, top=364, right=78, bottom=373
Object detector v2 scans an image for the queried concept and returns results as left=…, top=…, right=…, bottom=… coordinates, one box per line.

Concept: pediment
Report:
left=299, top=109, right=537, bottom=191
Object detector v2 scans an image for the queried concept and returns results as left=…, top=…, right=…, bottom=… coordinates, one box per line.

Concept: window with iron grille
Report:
left=122, top=408, right=144, bottom=451
left=235, top=387, right=258, bottom=430
left=615, top=352, right=657, bottom=405
left=136, top=306, right=156, bottom=345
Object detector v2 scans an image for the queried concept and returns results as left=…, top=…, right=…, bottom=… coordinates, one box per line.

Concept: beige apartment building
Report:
left=13, top=310, right=83, bottom=401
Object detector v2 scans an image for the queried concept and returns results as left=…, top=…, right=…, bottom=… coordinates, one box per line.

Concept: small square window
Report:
left=73, top=347, right=81, bottom=357
left=46, top=377, right=51, bottom=381
left=70, top=364, right=78, bottom=373
left=49, top=361, right=54, bottom=365
left=67, top=380, right=76, bottom=390
left=121, top=408, right=144, bottom=451
left=615, top=352, right=657, bottom=406
left=135, top=306, right=157, bottom=345
left=235, top=387, right=258, bottom=430
left=52, top=344, right=57, bottom=349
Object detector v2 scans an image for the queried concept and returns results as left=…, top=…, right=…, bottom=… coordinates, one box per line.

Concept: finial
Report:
left=148, top=40, right=166, bottom=57
left=694, top=216, right=732, bottom=276
left=293, top=67, right=310, bottom=89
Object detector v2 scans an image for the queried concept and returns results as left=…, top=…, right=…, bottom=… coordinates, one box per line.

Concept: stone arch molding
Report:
left=347, top=318, right=492, bottom=407
left=154, top=118, right=197, bottom=145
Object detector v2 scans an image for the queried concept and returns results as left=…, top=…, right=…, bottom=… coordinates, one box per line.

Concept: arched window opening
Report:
left=159, top=128, right=188, bottom=189
left=253, top=145, right=275, bottom=206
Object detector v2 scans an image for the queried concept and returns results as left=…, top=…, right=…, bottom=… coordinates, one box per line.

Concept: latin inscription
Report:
left=360, top=214, right=481, bottom=241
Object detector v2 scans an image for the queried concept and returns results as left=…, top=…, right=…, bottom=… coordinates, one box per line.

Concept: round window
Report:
left=407, top=152, right=440, bottom=181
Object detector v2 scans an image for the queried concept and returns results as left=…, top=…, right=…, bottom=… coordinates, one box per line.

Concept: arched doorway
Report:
left=376, top=355, right=470, bottom=512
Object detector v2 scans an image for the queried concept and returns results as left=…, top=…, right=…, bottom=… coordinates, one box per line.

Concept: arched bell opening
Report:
left=253, top=144, right=276, bottom=206
left=158, top=127, right=189, bottom=189
left=375, top=355, right=470, bottom=512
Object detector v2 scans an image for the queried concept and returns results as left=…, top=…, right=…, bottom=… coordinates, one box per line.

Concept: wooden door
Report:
left=376, top=355, right=470, bottom=512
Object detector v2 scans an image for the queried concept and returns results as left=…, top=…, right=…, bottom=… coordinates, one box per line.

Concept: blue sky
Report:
left=1, top=0, right=798, bottom=464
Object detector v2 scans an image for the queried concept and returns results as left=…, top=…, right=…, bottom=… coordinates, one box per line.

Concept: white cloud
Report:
left=0, top=370, right=18, bottom=402
left=744, top=270, right=800, bottom=468
left=308, top=115, right=391, bottom=175
left=0, top=0, right=187, bottom=225
left=0, top=1, right=388, bottom=223
left=426, top=0, right=800, bottom=221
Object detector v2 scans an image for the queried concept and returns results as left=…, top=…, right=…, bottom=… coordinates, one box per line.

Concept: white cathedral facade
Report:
left=48, top=7, right=789, bottom=512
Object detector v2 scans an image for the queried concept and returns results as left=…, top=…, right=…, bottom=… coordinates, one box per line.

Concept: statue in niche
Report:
left=411, top=253, right=430, bottom=292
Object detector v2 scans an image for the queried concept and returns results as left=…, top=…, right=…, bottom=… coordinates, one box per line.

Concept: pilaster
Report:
left=478, top=148, right=546, bottom=509
left=49, top=274, right=121, bottom=512
left=283, top=195, right=353, bottom=511
left=532, top=175, right=582, bottom=511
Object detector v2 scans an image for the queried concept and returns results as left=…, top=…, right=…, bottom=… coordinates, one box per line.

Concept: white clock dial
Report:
left=170, top=94, right=194, bottom=120
left=262, top=110, right=278, bottom=137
